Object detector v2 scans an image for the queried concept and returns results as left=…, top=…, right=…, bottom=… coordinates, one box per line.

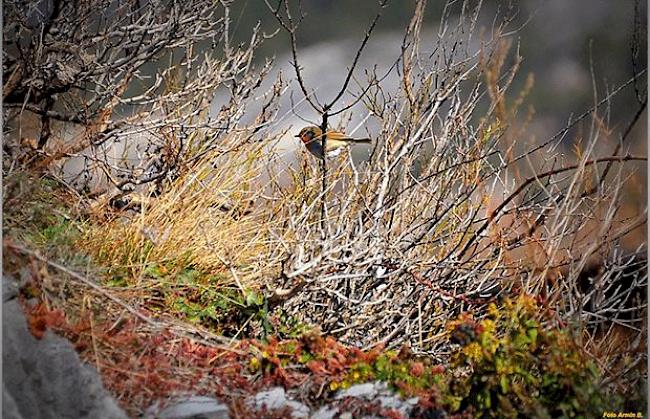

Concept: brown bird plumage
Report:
left=295, top=126, right=370, bottom=158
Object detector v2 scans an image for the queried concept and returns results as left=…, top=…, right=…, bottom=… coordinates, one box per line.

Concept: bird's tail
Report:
left=325, top=130, right=371, bottom=144
left=330, top=137, right=371, bottom=146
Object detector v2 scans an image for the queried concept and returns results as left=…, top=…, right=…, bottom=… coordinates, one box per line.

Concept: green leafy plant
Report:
left=448, top=295, right=620, bottom=418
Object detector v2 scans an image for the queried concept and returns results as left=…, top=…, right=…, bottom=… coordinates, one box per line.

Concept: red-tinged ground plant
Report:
left=247, top=332, right=453, bottom=413
left=20, top=297, right=265, bottom=416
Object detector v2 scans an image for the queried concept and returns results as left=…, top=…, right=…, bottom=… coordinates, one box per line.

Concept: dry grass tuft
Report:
left=81, top=139, right=276, bottom=291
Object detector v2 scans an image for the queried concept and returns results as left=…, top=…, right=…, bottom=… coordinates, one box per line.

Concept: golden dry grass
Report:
left=80, top=141, right=278, bottom=291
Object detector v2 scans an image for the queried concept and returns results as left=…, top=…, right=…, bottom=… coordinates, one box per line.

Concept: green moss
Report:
left=3, top=173, right=89, bottom=269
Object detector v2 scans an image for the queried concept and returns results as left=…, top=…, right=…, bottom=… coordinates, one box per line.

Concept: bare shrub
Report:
left=257, top=0, right=647, bottom=361
left=4, top=0, right=281, bottom=199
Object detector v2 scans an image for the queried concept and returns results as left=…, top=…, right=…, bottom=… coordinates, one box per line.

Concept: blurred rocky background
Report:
left=229, top=0, right=646, bottom=150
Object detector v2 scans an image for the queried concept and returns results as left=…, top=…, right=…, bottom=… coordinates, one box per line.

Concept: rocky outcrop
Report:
left=2, top=278, right=127, bottom=419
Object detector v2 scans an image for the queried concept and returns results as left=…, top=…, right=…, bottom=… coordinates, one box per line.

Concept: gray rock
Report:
left=335, top=382, right=378, bottom=399
left=2, top=278, right=19, bottom=302
left=251, top=387, right=310, bottom=418
left=378, top=395, right=419, bottom=416
left=145, top=395, right=229, bottom=419
left=332, top=381, right=419, bottom=417
left=2, top=277, right=127, bottom=419
left=310, top=405, right=339, bottom=419
left=3, top=386, right=24, bottom=419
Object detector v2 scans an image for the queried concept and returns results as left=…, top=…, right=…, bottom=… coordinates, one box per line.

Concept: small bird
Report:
left=295, top=126, right=370, bottom=158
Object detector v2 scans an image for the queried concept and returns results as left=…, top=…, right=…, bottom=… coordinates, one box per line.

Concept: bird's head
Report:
left=295, top=126, right=323, bottom=144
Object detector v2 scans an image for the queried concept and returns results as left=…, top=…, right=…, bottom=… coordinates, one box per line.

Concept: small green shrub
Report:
left=448, top=295, right=620, bottom=418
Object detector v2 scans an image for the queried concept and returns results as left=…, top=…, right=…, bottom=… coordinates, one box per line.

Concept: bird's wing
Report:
left=325, top=130, right=354, bottom=141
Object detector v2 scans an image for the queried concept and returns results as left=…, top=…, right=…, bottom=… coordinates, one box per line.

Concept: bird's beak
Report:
left=294, top=134, right=301, bottom=138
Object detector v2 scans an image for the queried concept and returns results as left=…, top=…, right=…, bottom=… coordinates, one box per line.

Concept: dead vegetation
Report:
left=3, top=0, right=647, bottom=416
